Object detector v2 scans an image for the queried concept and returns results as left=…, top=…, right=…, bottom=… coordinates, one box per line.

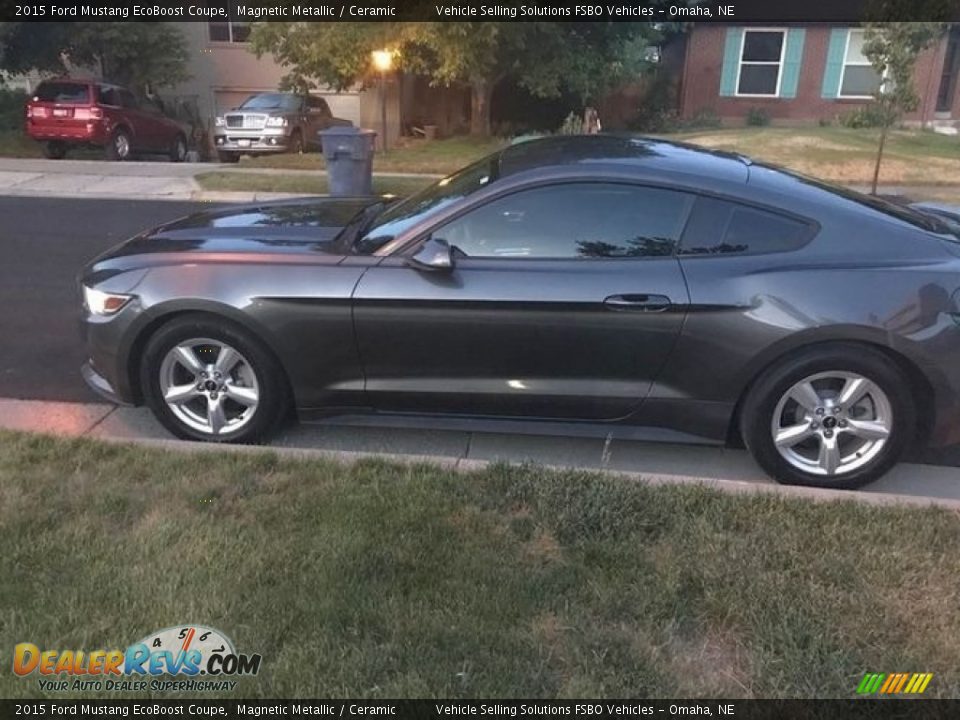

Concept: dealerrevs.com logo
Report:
left=13, top=625, right=261, bottom=693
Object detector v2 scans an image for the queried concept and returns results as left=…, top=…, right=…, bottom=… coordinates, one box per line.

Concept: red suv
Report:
left=26, top=79, right=188, bottom=162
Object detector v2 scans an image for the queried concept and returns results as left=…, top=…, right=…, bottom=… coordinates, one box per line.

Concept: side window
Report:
left=433, top=183, right=693, bottom=260
left=119, top=90, right=139, bottom=110
left=679, top=197, right=811, bottom=256
left=97, top=86, right=119, bottom=106
left=307, top=96, right=331, bottom=117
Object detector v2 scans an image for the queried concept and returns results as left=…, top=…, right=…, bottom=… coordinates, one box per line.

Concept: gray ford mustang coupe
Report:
left=79, top=135, right=960, bottom=489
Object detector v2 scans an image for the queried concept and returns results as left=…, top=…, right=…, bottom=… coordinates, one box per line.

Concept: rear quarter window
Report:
left=34, top=82, right=90, bottom=104
left=679, top=196, right=813, bottom=256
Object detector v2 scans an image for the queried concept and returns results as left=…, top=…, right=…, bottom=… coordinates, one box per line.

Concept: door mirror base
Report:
left=407, top=236, right=456, bottom=272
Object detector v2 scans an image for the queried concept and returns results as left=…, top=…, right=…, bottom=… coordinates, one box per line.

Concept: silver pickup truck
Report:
left=213, top=92, right=351, bottom=162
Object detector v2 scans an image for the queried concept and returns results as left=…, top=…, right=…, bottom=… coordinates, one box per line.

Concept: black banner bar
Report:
left=2, top=0, right=959, bottom=22
left=2, top=700, right=960, bottom=720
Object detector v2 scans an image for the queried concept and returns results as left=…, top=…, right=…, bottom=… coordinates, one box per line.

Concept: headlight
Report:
left=215, top=116, right=226, bottom=127
left=83, top=286, right=133, bottom=316
left=265, top=116, right=288, bottom=127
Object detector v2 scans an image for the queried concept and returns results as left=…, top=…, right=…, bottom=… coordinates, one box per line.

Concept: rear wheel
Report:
left=141, top=315, right=290, bottom=443
left=44, top=141, right=68, bottom=159
left=740, top=345, right=915, bottom=489
left=105, top=129, right=131, bottom=161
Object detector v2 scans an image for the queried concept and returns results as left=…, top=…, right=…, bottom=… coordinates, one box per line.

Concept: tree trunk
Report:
left=870, top=123, right=890, bottom=195
left=469, top=79, right=494, bottom=137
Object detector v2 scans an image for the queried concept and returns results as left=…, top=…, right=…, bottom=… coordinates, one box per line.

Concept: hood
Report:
left=96, top=197, right=381, bottom=266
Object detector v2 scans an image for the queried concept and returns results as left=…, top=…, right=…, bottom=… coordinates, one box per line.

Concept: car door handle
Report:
left=603, top=294, right=672, bottom=312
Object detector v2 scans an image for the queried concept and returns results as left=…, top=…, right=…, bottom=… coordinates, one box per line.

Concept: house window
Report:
left=208, top=21, right=251, bottom=44
left=737, top=29, right=786, bottom=96
left=840, top=29, right=882, bottom=98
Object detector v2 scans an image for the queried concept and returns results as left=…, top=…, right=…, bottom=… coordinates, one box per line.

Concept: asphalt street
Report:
left=0, top=197, right=217, bottom=402
left=0, top=195, right=957, bottom=469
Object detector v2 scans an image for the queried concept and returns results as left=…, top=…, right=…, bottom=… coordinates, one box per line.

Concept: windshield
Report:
left=239, top=94, right=300, bottom=111
left=356, top=155, right=501, bottom=254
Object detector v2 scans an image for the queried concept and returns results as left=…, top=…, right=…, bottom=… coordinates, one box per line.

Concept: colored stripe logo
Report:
left=857, top=672, right=933, bottom=695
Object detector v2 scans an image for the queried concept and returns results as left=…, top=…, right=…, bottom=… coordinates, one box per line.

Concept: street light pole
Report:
left=371, top=49, right=393, bottom=154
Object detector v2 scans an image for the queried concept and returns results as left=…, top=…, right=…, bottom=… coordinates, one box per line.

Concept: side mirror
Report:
left=407, top=236, right=455, bottom=272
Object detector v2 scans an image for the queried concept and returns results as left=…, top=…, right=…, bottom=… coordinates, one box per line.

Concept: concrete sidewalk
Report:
left=2, top=397, right=958, bottom=509
left=0, top=157, right=438, bottom=203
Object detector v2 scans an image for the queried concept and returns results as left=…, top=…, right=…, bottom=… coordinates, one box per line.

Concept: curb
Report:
left=89, top=434, right=960, bottom=511
left=1, top=393, right=956, bottom=511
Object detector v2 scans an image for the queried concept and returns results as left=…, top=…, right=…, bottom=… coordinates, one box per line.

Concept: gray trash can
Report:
left=319, top=127, right=377, bottom=196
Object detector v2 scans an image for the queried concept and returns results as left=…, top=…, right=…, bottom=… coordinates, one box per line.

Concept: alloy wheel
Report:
left=771, top=371, right=892, bottom=477
left=158, top=338, right=260, bottom=436
left=115, top=133, right=130, bottom=160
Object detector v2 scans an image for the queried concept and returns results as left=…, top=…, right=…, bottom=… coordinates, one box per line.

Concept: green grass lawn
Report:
left=2, top=430, right=959, bottom=699
left=670, top=126, right=960, bottom=186
left=0, top=129, right=42, bottom=158
left=195, top=172, right=433, bottom=197
left=236, top=136, right=505, bottom=175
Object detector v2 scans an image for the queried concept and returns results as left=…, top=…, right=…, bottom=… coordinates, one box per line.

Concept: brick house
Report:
left=679, top=24, right=960, bottom=127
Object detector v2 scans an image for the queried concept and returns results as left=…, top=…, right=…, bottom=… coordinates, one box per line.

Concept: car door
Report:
left=117, top=90, right=153, bottom=150
left=351, top=181, right=694, bottom=421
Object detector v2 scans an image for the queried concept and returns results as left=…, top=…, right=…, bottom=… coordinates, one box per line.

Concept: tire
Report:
left=44, top=141, right=68, bottom=159
left=217, top=150, right=240, bottom=164
left=169, top=134, right=187, bottom=163
left=140, top=314, right=291, bottom=444
left=288, top=130, right=304, bottom=155
left=740, top=343, right=916, bottom=490
left=105, top=129, right=132, bottom=161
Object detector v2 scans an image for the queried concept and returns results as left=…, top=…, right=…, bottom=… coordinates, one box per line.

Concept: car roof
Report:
left=496, top=134, right=753, bottom=185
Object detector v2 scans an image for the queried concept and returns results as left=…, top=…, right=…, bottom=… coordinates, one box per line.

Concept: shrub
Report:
left=679, top=107, right=722, bottom=130
left=557, top=111, right=582, bottom=135
left=837, top=105, right=888, bottom=129
left=745, top=107, right=770, bottom=127
left=626, top=72, right=678, bottom=133
left=0, top=88, right=28, bottom=132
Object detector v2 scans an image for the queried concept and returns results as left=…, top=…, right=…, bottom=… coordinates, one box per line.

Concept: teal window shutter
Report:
left=779, top=28, right=805, bottom=98
left=822, top=28, right=848, bottom=99
left=719, top=27, right=744, bottom=97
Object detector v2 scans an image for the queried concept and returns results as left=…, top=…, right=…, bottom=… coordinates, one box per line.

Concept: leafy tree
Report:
left=861, top=22, right=944, bottom=194
left=251, top=21, right=666, bottom=136
left=0, top=22, right=189, bottom=94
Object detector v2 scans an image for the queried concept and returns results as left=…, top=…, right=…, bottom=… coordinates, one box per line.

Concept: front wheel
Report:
left=169, top=134, right=187, bottom=163
left=288, top=130, right=303, bottom=155
left=740, top=345, right=916, bottom=489
left=141, top=315, right=290, bottom=443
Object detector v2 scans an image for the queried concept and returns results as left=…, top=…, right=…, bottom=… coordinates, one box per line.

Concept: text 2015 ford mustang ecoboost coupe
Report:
left=79, top=135, right=960, bottom=489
